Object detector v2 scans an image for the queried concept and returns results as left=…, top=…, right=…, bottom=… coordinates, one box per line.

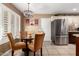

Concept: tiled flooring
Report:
left=2, top=41, right=75, bottom=56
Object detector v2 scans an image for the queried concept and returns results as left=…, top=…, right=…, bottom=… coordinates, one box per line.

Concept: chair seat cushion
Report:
left=14, top=42, right=26, bottom=50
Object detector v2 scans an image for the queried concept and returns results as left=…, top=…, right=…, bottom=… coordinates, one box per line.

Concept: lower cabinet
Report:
left=76, top=37, right=79, bottom=56
left=68, top=31, right=79, bottom=44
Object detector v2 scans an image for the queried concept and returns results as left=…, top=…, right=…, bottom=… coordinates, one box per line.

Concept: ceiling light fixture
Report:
left=23, top=3, right=33, bottom=19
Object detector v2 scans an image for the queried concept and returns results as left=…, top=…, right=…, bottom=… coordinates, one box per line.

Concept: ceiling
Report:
left=13, top=3, right=79, bottom=14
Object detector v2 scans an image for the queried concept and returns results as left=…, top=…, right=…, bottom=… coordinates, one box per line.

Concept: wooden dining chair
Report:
left=20, top=31, right=27, bottom=42
left=28, top=32, right=45, bottom=56
left=7, top=33, right=26, bottom=56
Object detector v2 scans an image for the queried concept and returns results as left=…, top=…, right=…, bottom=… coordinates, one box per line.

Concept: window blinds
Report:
left=0, top=4, right=20, bottom=44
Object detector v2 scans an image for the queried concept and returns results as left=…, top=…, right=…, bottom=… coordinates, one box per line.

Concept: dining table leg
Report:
left=22, top=38, right=33, bottom=56
left=25, top=40, right=29, bottom=56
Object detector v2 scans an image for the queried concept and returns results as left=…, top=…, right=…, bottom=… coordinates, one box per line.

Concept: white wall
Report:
left=40, top=18, right=51, bottom=41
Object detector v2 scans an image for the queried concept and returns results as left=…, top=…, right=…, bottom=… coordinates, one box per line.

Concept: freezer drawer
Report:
left=55, top=36, right=68, bottom=45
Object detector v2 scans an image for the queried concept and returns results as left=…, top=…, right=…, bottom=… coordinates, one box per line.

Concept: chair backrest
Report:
left=34, top=32, right=45, bottom=51
left=20, top=31, right=27, bottom=41
left=7, top=33, right=15, bottom=49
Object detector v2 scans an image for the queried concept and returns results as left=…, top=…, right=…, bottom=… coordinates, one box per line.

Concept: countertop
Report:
left=73, top=34, right=79, bottom=37
left=68, top=31, right=79, bottom=32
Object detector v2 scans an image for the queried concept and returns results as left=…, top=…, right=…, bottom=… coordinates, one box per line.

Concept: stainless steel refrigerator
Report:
left=51, top=19, right=68, bottom=45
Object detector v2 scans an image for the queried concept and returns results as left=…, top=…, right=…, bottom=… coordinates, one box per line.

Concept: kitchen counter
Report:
left=68, top=31, right=79, bottom=32
left=73, top=34, right=79, bottom=37
left=68, top=31, right=79, bottom=44
left=69, top=31, right=79, bottom=56
left=73, top=34, right=79, bottom=56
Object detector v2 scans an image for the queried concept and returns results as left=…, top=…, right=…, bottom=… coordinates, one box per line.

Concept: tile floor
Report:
left=2, top=41, right=76, bottom=56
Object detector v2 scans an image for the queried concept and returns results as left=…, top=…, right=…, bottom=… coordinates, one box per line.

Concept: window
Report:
left=0, top=4, right=20, bottom=44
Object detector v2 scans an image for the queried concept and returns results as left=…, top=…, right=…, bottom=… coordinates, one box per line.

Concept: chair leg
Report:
left=12, top=50, right=14, bottom=56
left=40, top=48, right=42, bottom=56
left=34, top=52, right=35, bottom=56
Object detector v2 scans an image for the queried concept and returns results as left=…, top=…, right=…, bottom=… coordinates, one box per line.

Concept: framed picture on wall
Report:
left=26, top=19, right=30, bottom=25
left=25, top=18, right=39, bottom=26
left=35, top=19, right=38, bottom=25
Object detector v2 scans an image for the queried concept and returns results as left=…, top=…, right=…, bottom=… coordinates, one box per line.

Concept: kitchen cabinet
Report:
left=73, top=34, right=79, bottom=56
left=68, top=31, right=79, bottom=44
